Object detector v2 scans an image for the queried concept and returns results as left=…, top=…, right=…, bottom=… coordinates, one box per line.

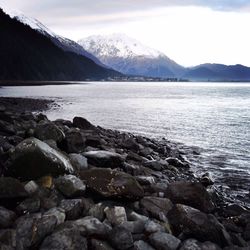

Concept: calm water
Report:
left=1, top=82, right=250, bottom=203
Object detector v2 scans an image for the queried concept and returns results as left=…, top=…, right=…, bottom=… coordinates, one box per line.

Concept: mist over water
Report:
left=1, top=82, right=250, bottom=203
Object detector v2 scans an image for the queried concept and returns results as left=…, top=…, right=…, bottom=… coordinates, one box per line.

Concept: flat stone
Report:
left=7, top=138, right=74, bottom=180
left=83, top=150, right=124, bottom=168
left=149, top=232, right=181, bottom=250
left=55, top=175, right=86, bottom=198
left=165, top=181, right=215, bottom=213
left=80, top=168, right=144, bottom=200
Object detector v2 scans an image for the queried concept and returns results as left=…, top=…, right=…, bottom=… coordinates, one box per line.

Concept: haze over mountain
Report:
left=78, top=34, right=185, bottom=78
left=0, top=8, right=120, bottom=81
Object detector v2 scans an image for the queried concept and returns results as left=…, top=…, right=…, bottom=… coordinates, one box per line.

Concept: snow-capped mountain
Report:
left=7, top=10, right=104, bottom=67
left=78, top=33, right=185, bottom=78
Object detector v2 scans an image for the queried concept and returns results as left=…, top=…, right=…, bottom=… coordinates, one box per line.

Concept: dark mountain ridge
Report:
left=0, top=9, right=120, bottom=81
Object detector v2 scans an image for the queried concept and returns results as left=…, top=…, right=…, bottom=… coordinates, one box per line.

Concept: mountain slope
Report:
left=0, top=9, right=120, bottom=81
left=78, top=34, right=185, bottom=78
left=184, top=64, right=250, bottom=81
left=8, top=10, right=105, bottom=67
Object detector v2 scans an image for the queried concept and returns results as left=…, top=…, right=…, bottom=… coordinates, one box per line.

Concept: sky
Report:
left=2, top=0, right=250, bottom=67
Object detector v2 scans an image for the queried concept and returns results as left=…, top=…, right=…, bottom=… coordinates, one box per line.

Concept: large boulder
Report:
left=168, top=204, right=232, bottom=247
left=7, top=138, right=74, bottom=180
left=34, top=122, right=65, bottom=143
left=73, top=116, right=96, bottom=131
left=165, top=182, right=215, bottom=213
left=83, top=150, right=124, bottom=168
left=80, top=168, right=144, bottom=199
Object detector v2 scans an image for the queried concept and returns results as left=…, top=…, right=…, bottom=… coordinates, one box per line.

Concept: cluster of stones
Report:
left=0, top=106, right=250, bottom=250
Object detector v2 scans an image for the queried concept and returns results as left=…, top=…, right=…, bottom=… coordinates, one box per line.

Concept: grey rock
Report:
left=59, top=199, right=84, bottom=220
left=149, top=232, right=181, bottom=250
left=40, top=227, right=87, bottom=250
left=104, top=206, right=127, bottom=226
left=166, top=157, right=189, bottom=168
left=179, top=239, right=222, bottom=250
left=143, top=160, right=164, bottom=171
left=168, top=204, right=232, bottom=247
left=165, top=181, right=215, bottom=213
left=121, top=220, right=145, bottom=234
left=55, top=175, right=86, bottom=198
left=7, top=138, right=74, bottom=180
left=91, top=239, right=115, bottom=250
left=83, top=150, right=124, bottom=168
left=74, top=216, right=111, bottom=237
left=0, top=206, right=16, bottom=228
left=24, top=180, right=39, bottom=195
left=80, top=168, right=144, bottom=199
left=140, top=197, right=173, bottom=220
left=136, top=176, right=156, bottom=185
left=34, top=121, right=65, bottom=142
left=144, top=220, right=165, bottom=234
left=63, top=129, right=86, bottom=153
left=134, top=240, right=155, bottom=250
left=0, top=229, right=16, bottom=248
left=43, top=207, right=66, bottom=226
left=127, top=211, right=149, bottom=222
left=109, top=225, right=133, bottom=250
left=69, top=153, right=88, bottom=172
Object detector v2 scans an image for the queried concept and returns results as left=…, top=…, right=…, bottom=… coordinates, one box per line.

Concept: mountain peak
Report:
left=79, top=33, right=164, bottom=59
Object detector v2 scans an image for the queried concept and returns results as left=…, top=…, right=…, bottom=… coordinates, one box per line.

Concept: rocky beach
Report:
left=0, top=97, right=250, bottom=250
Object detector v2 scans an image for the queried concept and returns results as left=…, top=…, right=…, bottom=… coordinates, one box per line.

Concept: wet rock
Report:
left=91, top=239, right=115, bottom=250
left=165, top=181, right=215, bottom=213
left=179, top=239, right=222, bottom=250
left=24, top=180, right=39, bottom=195
left=135, top=176, right=155, bottom=185
left=149, top=232, right=181, bottom=250
left=134, top=240, right=155, bottom=250
left=40, top=227, right=87, bottom=250
left=34, top=121, right=65, bottom=142
left=0, top=120, right=15, bottom=136
left=199, top=173, right=214, bottom=187
left=7, top=138, right=74, bottom=180
left=59, top=199, right=84, bottom=220
left=109, top=225, right=133, bottom=250
left=74, top=216, right=111, bottom=237
left=62, top=129, right=86, bottom=153
left=140, top=197, right=173, bottom=221
left=166, top=157, right=189, bottom=168
left=143, top=160, right=164, bottom=171
left=127, top=211, right=149, bottom=222
left=83, top=150, right=124, bottom=168
left=243, top=223, right=250, bottom=241
left=224, top=204, right=250, bottom=217
left=55, top=175, right=86, bottom=198
left=168, top=204, right=232, bottom=247
left=69, top=153, right=88, bottom=172
left=104, top=206, right=127, bottom=226
left=73, top=116, right=96, bottom=130
left=122, top=137, right=140, bottom=152
left=88, top=202, right=106, bottom=221
left=80, top=168, right=144, bottom=199
left=0, top=177, right=27, bottom=200
left=0, top=206, right=16, bottom=228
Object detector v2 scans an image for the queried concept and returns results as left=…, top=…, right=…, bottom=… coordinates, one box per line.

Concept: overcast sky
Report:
left=2, top=0, right=250, bottom=67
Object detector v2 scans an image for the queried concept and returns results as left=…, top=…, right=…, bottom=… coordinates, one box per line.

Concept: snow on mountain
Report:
left=5, top=9, right=105, bottom=67
left=78, top=33, right=185, bottom=78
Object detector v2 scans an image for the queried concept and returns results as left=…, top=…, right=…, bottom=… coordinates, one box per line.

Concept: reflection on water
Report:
left=1, top=82, right=250, bottom=204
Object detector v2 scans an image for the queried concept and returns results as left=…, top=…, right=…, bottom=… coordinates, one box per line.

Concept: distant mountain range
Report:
left=1, top=8, right=250, bottom=82
left=0, top=8, right=120, bottom=81
left=78, top=34, right=185, bottom=78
